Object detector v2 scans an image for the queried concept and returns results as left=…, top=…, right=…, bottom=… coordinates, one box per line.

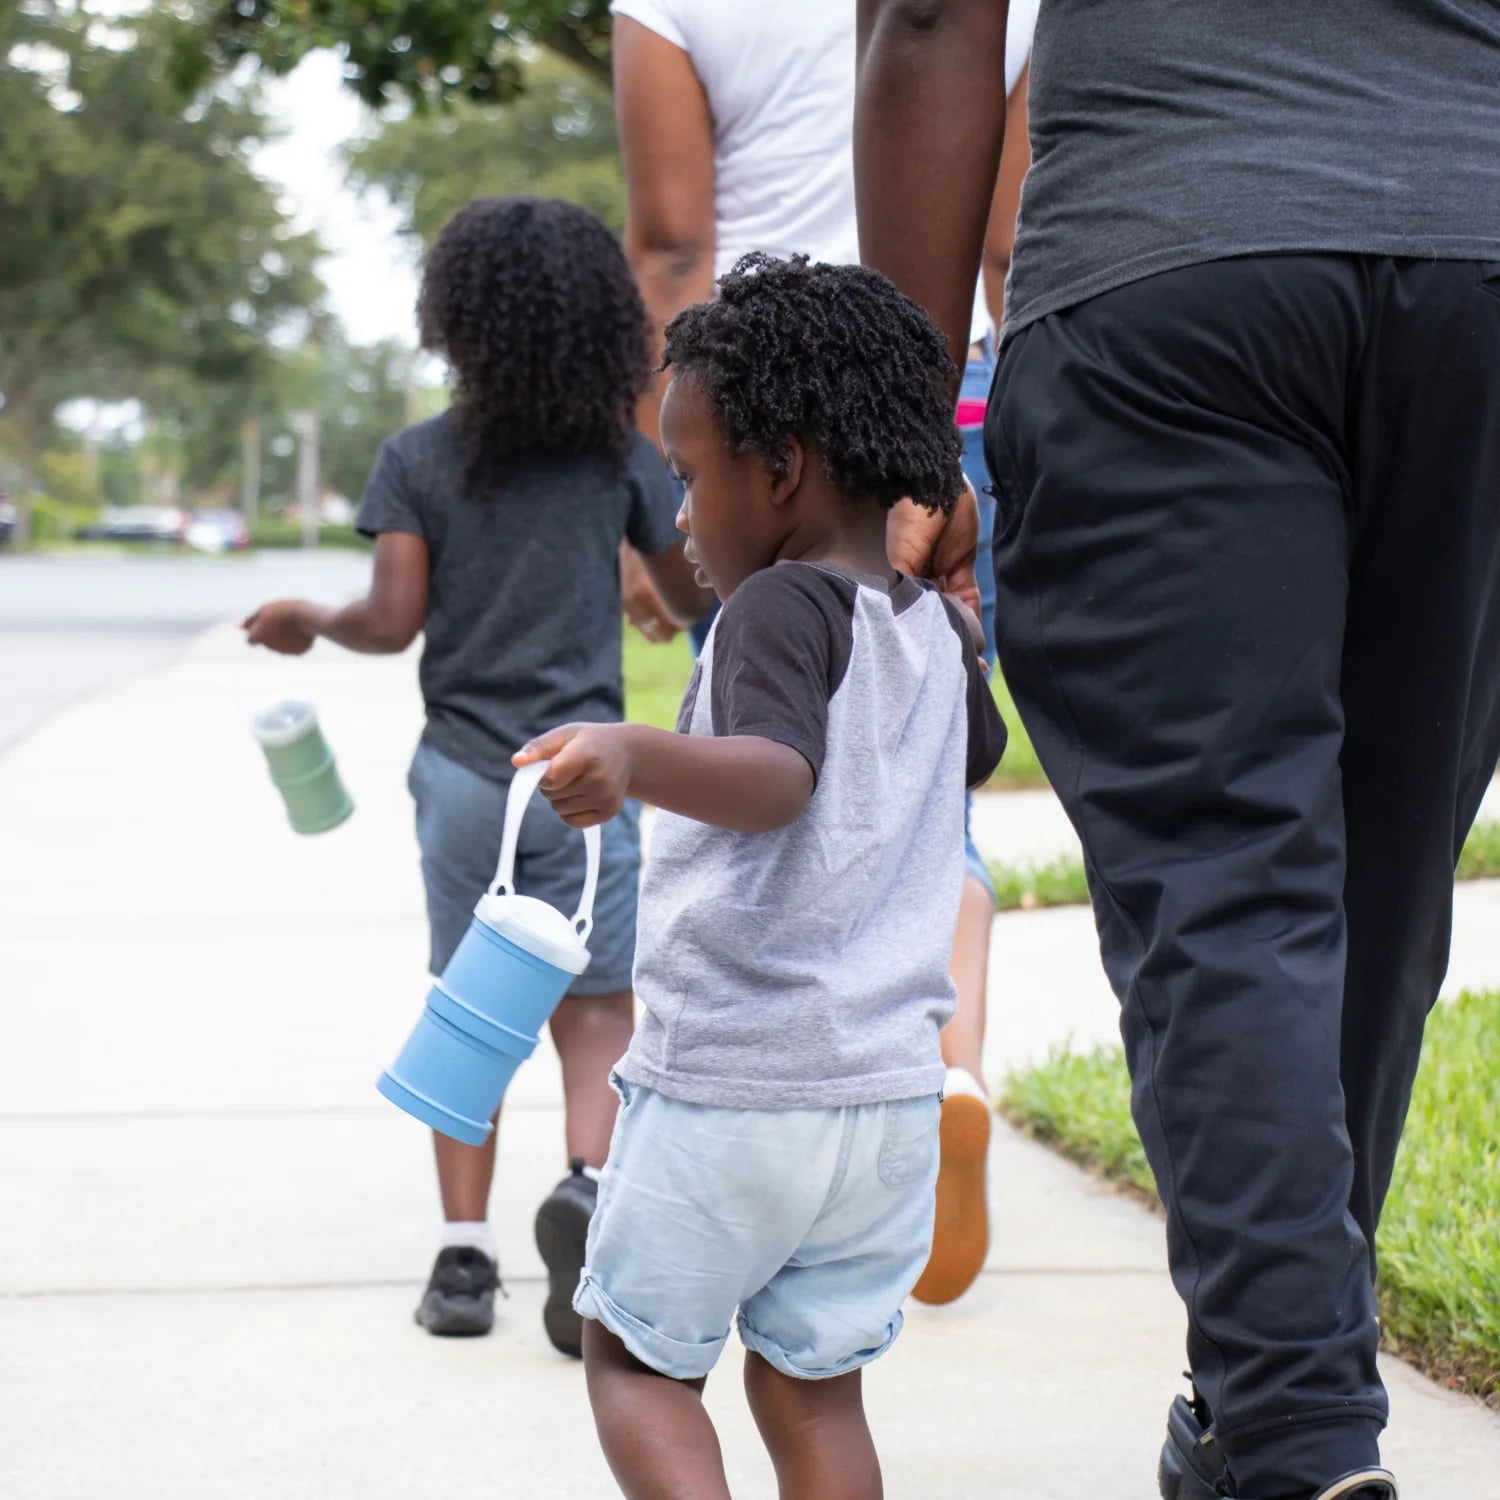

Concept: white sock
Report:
left=943, top=1065, right=987, bottom=1102
left=580, top=1163, right=603, bottom=1184
left=441, top=1221, right=496, bottom=1259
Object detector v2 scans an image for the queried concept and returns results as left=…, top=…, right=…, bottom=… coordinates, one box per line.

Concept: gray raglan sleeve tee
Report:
left=621, top=561, right=1006, bottom=1109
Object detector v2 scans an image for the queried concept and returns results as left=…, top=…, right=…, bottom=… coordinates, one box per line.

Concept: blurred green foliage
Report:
left=0, top=2, right=322, bottom=532
left=36, top=449, right=102, bottom=511
left=348, top=54, right=624, bottom=242
left=204, top=0, right=613, bottom=109
left=27, top=495, right=103, bottom=545
left=1, top=3, right=628, bottom=540
left=248, top=520, right=371, bottom=550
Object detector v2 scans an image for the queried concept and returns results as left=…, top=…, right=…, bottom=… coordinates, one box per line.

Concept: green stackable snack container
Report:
left=250, top=698, right=354, bottom=835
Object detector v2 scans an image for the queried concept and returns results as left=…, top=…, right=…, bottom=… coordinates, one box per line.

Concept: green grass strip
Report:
left=1000, top=990, right=1500, bottom=1404
left=986, top=852, right=1089, bottom=912
left=1457, top=818, right=1500, bottom=881
left=984, top=671, right=1048, bottom=790
left=982, top=818, right=1500, bottom=915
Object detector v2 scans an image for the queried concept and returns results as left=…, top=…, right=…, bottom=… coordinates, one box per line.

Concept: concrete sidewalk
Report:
left=1, top=626, right=1496, bottom=1499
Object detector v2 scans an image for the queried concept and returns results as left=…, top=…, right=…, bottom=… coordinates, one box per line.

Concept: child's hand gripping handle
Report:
left=492, top=760, right=602, bottom=941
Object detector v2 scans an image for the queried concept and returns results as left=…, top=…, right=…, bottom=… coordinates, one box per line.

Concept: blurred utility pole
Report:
left=404, top=350, right=423, bottom=428
left=291, top=410, right=320, bottom=550
left=240, top=415, right=261, bottom=527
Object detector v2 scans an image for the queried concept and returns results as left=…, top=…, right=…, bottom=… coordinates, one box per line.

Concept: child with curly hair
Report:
left=514, top=253, right=1007, bottom=1498
left=243, top=197, right=708, bottom=1355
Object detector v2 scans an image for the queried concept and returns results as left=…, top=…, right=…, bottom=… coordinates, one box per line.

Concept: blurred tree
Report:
left=36, top=447, right=102, bottom=511
left=202, top=0, right=612, bottom=110
left=0, top=2, right=323, bottom=540
left=98, top=433, right=144, bottom=509
left=246, top=336, right=419, bottom=506
left=347, top=53, right=624, bottom=244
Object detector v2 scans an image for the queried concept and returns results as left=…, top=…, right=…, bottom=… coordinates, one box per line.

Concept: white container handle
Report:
left=491, top=760, right=602, bottom=942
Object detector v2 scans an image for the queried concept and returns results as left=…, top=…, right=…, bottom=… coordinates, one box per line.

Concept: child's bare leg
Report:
left=743, top=1352, right=882, bottom=1500
left=940, top=874, right=994, bottom=1086
left=550, top=990, right=635, bottom=1166
left=582, top=1321, right=731, bottom=1500
left=433, top=1122, right=498, bottom=1220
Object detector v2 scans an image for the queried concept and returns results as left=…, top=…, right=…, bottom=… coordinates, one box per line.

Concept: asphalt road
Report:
left=0, top=551, right=371, bottom=750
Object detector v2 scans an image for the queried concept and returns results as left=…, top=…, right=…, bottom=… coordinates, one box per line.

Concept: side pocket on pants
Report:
left=985, top=324, right=1036, bottom=551
left=877, top=1096, right=940, bottom=1188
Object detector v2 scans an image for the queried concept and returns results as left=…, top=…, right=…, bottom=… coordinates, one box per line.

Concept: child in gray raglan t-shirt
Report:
left=514, top=254, right=1005, bottom=1496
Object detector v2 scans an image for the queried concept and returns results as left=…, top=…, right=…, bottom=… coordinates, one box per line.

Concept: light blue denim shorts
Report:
left=574, top=1076, right=941, bottom=1382
left=407, top=741, right=641, bottom=993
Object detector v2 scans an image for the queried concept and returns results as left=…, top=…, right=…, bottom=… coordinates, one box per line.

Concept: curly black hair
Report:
left=418, top=197, right=650, bottom=485
left=660, top=253, right=963, bottom=512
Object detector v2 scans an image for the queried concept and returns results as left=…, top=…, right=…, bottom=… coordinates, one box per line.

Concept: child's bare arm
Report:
left=243, top=533, right=429, bottom=656
left=514, top=723, right=813, bottom=833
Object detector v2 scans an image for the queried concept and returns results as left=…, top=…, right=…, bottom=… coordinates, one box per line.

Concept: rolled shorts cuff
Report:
left=736, top=1307, right=905, bottom=1382
left=573, top=1272, right=726, bottom=1381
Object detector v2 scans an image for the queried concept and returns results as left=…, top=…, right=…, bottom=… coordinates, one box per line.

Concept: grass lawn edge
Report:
left=999, top=996, right=1500, bottom=1412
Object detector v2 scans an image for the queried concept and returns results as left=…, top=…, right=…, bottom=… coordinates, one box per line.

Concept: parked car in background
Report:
left=74, top=506, right=187, bottom=544
left=0, top=495, right=15, bottom=549
left=185, top=510, right=251, bottom=553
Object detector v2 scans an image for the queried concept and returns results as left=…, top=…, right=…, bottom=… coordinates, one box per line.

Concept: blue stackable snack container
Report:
left=378, top=760, right=600, bottom=1144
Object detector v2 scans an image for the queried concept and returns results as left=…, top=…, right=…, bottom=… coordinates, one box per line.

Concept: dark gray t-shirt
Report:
left=355, top=414, right=682, bottom=780
left=1006, top=1, right=1500, bottom=336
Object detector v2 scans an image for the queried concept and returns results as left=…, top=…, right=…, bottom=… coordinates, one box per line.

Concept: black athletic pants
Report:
left=986, top=256, right=1500, bottom=1498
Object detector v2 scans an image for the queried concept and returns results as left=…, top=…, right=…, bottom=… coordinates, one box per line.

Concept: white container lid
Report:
left=250, top=697, right=318, bottom=747
left=473, top=892, right=592, bottom=976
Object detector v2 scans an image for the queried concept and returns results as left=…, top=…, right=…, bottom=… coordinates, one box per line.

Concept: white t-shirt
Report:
left=612, top=0, right=1038, bottom=340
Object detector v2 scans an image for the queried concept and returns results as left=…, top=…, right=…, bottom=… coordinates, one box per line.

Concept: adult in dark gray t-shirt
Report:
left=1006, top=0, right=1500, bottom=336
left=857, top=6, right=1500, bottom=1499
left=355, top=414, right=684, bottom=779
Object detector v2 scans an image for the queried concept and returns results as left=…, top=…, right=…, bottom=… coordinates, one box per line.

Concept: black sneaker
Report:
left=1159, top=1390, right=1230, bottom=1499
left=534, top=1159, right=598, bottom=1358
left=414, top=1246, right=501, bottom=1337
left=1159, top=1391, right=1398, bottom=1500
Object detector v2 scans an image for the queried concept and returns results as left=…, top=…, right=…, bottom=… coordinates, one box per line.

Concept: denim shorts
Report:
left=407, top=740, right=641, bottom=993
left=574, top=1077, right=940, bottom=1382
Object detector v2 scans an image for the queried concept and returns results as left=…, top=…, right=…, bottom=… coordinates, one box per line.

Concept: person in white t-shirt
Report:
left=612, top=0, right=1038, bottom=1310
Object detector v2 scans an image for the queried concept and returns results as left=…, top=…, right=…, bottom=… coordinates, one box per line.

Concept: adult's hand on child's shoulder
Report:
left=242, top=600, right=316, bottom=656
left=514, top=723, right=635, bottom=829
left=886, top=476, right=981, bottom=616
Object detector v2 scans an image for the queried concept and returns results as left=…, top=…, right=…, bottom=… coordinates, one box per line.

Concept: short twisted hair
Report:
left=661, top=253, right=963, bottom=511
left=418, top=197, right=650, bottom=485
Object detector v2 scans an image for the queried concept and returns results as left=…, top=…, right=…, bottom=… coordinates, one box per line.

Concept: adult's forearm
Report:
left=624, top=726, right=813, bottom=833
left=855, top=0, right=1010, bottom=371
left=629, top=241, right=716, bottom=443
